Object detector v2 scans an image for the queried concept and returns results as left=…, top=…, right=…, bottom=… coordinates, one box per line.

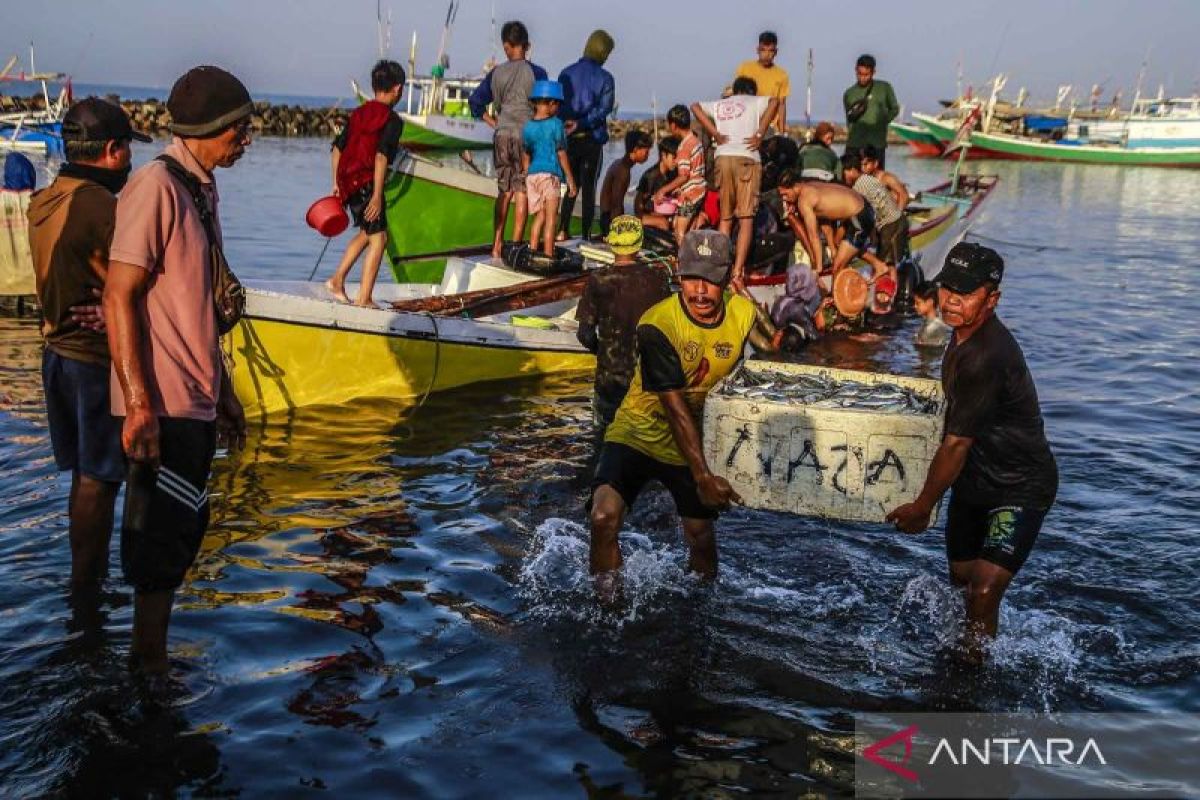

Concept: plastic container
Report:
left=305, top=195, right=349, bottom=238
left=702, top=362, right=945, bottom=523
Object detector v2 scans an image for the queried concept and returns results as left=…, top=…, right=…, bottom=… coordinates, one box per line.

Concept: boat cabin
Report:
left=404, top=75, right=483, bottom=118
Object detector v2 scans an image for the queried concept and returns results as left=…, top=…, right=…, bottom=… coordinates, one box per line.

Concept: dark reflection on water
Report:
left=2, top=150, right=1199, bottom=796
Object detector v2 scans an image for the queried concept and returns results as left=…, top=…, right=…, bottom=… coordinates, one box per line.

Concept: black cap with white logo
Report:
left=678, top=229, right=733, bottom=285
left=938, top=241, right=1004, bottom=293
left=62, top=97, right=152, bottom=144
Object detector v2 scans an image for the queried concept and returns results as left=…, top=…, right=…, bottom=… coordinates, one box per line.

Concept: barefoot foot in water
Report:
left=325, top=279, right=351, bottom=303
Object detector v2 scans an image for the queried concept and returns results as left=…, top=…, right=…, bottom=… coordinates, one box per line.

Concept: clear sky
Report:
left=4, top=0, right=1197, bottom=119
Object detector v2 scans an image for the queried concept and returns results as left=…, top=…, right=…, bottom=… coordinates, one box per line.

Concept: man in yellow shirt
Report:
left=736, top=31, right=789, bottom=132
left=588, top=231, right=782, bottom=581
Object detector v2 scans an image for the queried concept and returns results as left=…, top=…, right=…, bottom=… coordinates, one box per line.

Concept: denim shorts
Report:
left=42, top=349, right=125, bottom=483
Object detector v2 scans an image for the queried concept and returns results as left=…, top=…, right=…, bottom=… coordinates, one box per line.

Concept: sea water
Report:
left=0, top=140, right=1197, bottom=796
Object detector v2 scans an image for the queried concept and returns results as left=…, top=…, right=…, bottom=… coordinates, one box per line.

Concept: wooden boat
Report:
left=235, top=172, right=996, bottom=417
left=745, top=173, right=998, bottom=304
left=229, top=255, right=595, bottom=417
left=398, top=76, right=492, bottom=151
left=916, top=103, right=1200, bottom=167
left=381, top=155, right=581, bottom=283
left=890, top=121, right=944, bottom=157
left=960, top=129, right=1200, bottom=167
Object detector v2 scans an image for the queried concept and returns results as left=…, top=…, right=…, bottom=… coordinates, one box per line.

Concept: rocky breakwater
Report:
left=1, top=92, right=347, bottom=139
left=121, top=98, right=347, bottom=138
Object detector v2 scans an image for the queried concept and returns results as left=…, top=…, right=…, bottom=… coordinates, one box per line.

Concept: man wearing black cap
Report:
left=887, top=242, right=1057, bottom=664
left=589, top=230, right=781, bottom=583
left=27, top=98, right=151, bottom=591
left=105, top=66, right=251, bottom=674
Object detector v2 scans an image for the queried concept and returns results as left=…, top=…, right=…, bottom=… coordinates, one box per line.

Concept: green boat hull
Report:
left=398, top=114, right=491, bottom=151
left=891, top=122, right=944, bottom=156
left=382, top=157, right=582, bottom=283
left=967, top=131, right=1200, bottom=166
left=915, top=112, right=1200, bottom=166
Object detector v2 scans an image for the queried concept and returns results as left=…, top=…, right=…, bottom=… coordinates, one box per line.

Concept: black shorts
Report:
left=345, top=184, right=387, bottom=235
left=877, top=214, right=909, bottom=265
left=944, top=495, right=1049, bottom=575
left=42, top=349, right=125, bottom=483
left=589, top=442, right=718, bottom=521
left=120, top=417, right=217, bottom=593
left=847, top=204, right=876, bottom=252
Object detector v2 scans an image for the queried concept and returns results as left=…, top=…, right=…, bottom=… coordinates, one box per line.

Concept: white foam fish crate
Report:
left=703, top=362, right=945, bottom=523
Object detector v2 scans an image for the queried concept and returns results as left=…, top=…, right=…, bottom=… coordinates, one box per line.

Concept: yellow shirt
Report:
left=736, top=60, right=790, bottom=99
left=605, top=292, right=757, bottom=465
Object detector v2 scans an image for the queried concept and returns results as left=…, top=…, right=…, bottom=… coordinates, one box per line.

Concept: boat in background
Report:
left=0, top=49, right=67, bottom=157
left=399, top=75, right=492, bottom=151
left=915, top=81, right=1200, bottom=167
left=890, top=121, right=944, bottom=157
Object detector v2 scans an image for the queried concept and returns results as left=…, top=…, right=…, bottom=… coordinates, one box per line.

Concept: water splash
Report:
left=516, top=518, right=699, bottom=628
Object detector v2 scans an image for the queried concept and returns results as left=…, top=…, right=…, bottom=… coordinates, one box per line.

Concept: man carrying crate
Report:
left=587, top=230, right=781, bottom=583
left=887, top=243, right=1057, bottom=664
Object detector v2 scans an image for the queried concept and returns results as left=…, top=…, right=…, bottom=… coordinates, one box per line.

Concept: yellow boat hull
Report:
left=227, top=279, right=594, bottom=417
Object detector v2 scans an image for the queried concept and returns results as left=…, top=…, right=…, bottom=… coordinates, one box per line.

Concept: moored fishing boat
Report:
left=964, top=128, right=1200, bottom=167
left=397, top=76, right=492, bottom=151
left=745, top=172, right=998, bottom=306
left=890, top=121, right=944, bottom=157
left=917, top=98, right=1200, bottom=167
left=399, top=112, right=491, bottom=150
left=236, top=172, right=995, bottom=416
left=381, top=155, right=581, bottom=283
left=229, top=255, right=595, bottom=417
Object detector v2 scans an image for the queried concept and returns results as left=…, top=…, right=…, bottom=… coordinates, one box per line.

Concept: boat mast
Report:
left=432, top=0, right=459, bottom=115
left=982, top=73, right=1005, bottom=133
left=651, top=92, right=659, bottom=143
left=30, top=42, right=51, bottom=112
left=805, top=48, right=813, bottom=128
left=407, top=30, right=417, bottom=114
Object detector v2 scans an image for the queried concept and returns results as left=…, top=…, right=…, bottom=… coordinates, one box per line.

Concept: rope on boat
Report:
left=395, top=311, right=442, bottom=442
left=306, top=237, right=334, bottom=281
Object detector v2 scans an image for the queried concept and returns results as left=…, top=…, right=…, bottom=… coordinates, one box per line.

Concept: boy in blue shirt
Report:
left=523, top=80, right=577, bottom=256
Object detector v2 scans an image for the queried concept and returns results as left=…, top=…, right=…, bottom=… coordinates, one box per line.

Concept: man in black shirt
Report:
left=575, top=215, right=672, bottom=437
left=887, top=242, right=1057, bottom=663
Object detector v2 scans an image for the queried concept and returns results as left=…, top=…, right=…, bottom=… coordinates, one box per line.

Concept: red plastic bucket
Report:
left=305, top=195, right=349, bottom=237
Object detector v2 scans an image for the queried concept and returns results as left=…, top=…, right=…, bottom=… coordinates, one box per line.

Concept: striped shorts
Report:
left=121, top=418, right=217, bottom=593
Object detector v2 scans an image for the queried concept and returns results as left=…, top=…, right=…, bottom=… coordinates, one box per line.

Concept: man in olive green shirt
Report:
left=843, top=54, right=899, bottom=168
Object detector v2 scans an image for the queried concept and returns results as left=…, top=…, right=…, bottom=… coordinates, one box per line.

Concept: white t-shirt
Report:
left=703, top=95, right=772, bottom=161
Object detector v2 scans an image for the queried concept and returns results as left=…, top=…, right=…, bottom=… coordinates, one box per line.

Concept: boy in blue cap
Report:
left=523, top=80, right=577, bottom=256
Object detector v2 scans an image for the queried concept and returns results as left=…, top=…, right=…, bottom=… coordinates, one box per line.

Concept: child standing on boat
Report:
left=522, top=81, right=577, bottom=257
left=326, top=60, right=405, bottom=307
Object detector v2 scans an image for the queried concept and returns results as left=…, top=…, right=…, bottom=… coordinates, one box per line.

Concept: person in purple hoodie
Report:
left=557, top=29, right=616, bottom=241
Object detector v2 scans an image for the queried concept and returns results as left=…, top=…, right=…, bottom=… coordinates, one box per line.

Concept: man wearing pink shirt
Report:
left=104, top=66, right=250, bottom=674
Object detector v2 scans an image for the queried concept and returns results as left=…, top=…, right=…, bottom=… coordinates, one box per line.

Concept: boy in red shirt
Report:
left=326, top=60, right=405, bottom=307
